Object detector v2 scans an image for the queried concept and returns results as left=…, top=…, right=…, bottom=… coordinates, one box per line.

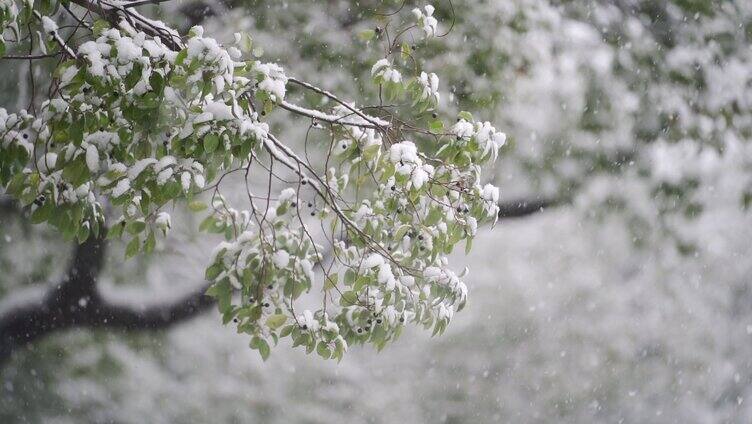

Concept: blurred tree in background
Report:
left=3, top=0, right=752, bottom=422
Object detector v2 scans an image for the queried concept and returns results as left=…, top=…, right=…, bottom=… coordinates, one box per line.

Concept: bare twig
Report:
left=1, top=53, right=61, bottom=60
left=122, top=0, right=173, bottom=8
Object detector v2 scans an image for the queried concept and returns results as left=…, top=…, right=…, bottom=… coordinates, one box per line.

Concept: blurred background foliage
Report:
left=3, top=0, right=752, bottom=422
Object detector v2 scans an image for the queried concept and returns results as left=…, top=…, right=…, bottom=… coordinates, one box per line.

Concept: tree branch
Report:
left=497, top=197, right=561, bottom=219
left=0, top=236, right=214, bottom=366
left=1, top=53, right=61, bottom=60
left=85, top=285, right=214, bottom=331
left=69, top=0, right=183, bottom=50
left=122, top=0, right=173, bottom=8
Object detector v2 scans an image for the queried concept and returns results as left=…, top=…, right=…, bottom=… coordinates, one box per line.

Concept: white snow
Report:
left=85, top=144, right=99, bottom=172
left=41, top=16, right=58, bottom=33
left=271, top=250, right=290, bottom=267
left=112, top=178, right=130, bottom=197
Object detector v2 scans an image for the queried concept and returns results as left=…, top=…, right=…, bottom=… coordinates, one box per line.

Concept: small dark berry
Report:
left=364, top=326, right=370, bottom=331
left=260, top=110, right=266, bottom=116
left=419, top=246, right=425, bottom=251
left=357, top=328, right=363, bottom=333
left=301, top=179, right=307, bottom=185
left=113, top=91, right=119, bottom=97
left=411, top=44, right=417, bottom=50
left=456, top=206, right=462, bottom=212
left=310, top=212, right=315, bottom=216
left=376, top=319, right=382, bottom=324
left=233, top=318, right=238, bottom=323
left=418, top=235, right=424, bottom=240
left=267, top=284, right=273, bottom=289
left=22, top=133, right=28, bottom=139
left=464, top=207, right=469, bottom=213
left=390, top=186, right=396, bottom=191
left=342, top=144, right=347, bottom=149
left=264, top=302, right=270, bottom=307
left=291, top=202, right=297, bottom=208
left=432, top=112, right=438, bottom=119
left=367, top=319, right=372, bottom=324
left=399, top=317, right=405, bottom=323
left=374, top=27, right=381, bottom=34
left=302, top=324, right=308, bottom=330
left=307, top=202, right=313, bottom=208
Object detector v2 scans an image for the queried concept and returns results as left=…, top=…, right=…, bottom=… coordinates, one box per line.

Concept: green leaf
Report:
left=429, top=119, right=444, bottom=133
left=279, top=325, right=294, bottom=338
left=199, top=216, right=216, bottom=232
left=464, top=237, right=473, bottom=254
left=316, top=341, right=331, bottom=359
left=69, top=118, right=84, bottom=145
left=30, top=202, right=53, bottom=224
left=125, top=236, right=140, bottom=259
left=144, top=231, right=156, bottom=253
left=266, top=314, right=287, bottom=330
left=238, top=32, right=253, bottom=53
left=425, top=207, right=442, bottom=226
left=204, top=263, right=222, bottom=280
left=339, top=291, right=358, bottom=306
left=106, top=221, right=125, bottom=239
left=353, top=276, right=369, bottom=292
left=175, top=49, right=188, bottom=66
left=77, top=223, right=90, bottom=243
left=362, top=144, right=380, bottom=161
left=357, top=29, right=375, bottom=42
left=188, top=200, right=207, bottom=212
left=324, top=275, right=337, bottom=291
left=458, top=111, right=474, bottom=122
left=92, top=19, right=109, bottom=36
left=344, top=269, right=357, bottom=286
left=126, top=220, right=146, bottom=235
left=203, top=134, right=219, bottom=153
left=394, top=225, right=411, bottom=240
left=257, top=338, right=271, bottom=361
left=401, top=42, right=411, bottom=60
left=206, top=279, right=232, bottom=313
left=149, top=72, right=165, bottom=95
left=62, top=156, right=89, bottom=186
left=137, top=92, right=161, bottom=109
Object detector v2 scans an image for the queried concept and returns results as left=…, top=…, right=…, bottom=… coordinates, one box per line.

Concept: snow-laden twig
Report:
left=280, top=100, right=389, bottom=130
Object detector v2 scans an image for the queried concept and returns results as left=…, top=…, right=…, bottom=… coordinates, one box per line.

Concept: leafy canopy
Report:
left=0, top=0, right=506, bottom=360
